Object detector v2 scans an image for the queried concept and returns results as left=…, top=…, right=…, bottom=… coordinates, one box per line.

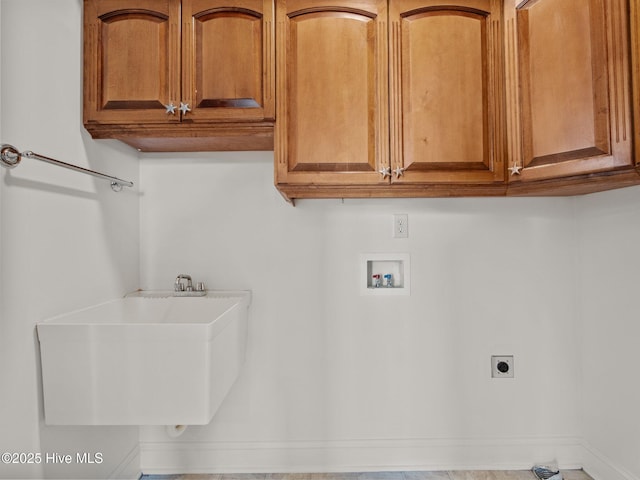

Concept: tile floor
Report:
left=141, top=470, right=594, bottom=480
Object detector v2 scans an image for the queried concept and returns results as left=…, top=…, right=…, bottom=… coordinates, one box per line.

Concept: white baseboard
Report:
left=581, top=442, right=639, bottom=480
left=110, top=443, right=141, bottom=480
left=140, top=436, right=584, bottom=475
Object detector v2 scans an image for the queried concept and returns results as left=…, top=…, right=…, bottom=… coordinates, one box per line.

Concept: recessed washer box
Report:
left=360, top=253, right=410, bottom=296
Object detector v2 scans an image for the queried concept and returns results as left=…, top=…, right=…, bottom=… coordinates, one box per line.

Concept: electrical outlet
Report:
left=491, top=355, right=514, bottom=378
left=393, top=214, right=408, bottom=238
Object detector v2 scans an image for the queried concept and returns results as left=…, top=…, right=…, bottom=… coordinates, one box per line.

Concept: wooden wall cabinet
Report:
left=276, top=0, right=507, bottom=200
left=274, top=0, right=390, bottom=188
left=505, top=0, right=639, bottom=195
left=631, top=0, right=640, bottom=170
left=84, top=0, right=639, bottom=196
left=275, top=0, right=640, bottom=201
left=83, top=0, right=275, bottom=151
left=389, top=0, right=505, bottom=188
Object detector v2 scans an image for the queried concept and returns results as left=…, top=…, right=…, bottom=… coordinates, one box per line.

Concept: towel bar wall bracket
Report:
left=0, top=144, right=133, bottom=192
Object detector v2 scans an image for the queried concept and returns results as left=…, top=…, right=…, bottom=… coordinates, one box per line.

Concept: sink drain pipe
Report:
left=165, top=424, right=188, bottom=438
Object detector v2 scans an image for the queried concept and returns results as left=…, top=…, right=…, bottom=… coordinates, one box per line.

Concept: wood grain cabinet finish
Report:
left=276, top=0, right=640, bottom=201
left=276, top=0, right=508, bottom=200
left=83, top=0, right=275, bottom=151
left=182, top=0, right=275, bottom=123
left=275, top=0, right=389, bottom=188
left=505, top=0, right=638, bottom=193
left=389, top=0, right=505, bottom=187
left=83, top=0, right=180, bottom=125
left=632, top=0, right=640, bottom=169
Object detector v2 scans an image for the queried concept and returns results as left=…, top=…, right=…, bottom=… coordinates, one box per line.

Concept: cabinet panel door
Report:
left=83, top=0, right=180, bottom=125
left=390, top=0, right=505, bottom=184
left=631, top=0, right=640, bottom=168
left=509, top=0, right=633, bottom=181
left=182, top=0, right=275, bottom=122
left=275, top=0, right=389, bottom=186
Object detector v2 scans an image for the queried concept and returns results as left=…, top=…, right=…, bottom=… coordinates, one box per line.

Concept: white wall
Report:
left=138, top=155, right=582, bottom=473
left=0, top=1, right=140, bottom=479
left=1, top=1, right=638, bottom=479
left=577, top=188, right=640, bottom=480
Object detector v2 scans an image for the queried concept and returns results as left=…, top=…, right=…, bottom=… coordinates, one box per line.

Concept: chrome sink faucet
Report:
left=174, top=274, right=206, bottom=296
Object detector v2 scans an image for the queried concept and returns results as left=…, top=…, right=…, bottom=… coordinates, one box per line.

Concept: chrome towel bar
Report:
left=0, top=144, right=133, bottom=192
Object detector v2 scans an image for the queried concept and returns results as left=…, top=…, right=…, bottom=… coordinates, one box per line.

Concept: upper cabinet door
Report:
left=630, top=0, right=640, bottom=168
left=275, top=0, right=389, bottom=186
left=182, top=0, right=275, bottom=122
left=506, top=0, right=633, bottom=182
left=83, top=0, right=181, bottom=125
left=389, top=0, right=505, bottom=184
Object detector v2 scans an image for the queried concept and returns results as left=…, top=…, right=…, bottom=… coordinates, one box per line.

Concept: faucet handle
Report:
left=196, top=282, right=206, bottom=292
left=175, top=274, right=193, bottom=291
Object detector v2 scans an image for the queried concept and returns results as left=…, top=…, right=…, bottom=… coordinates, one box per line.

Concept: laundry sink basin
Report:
left=37, top=290, right=250, bottom=426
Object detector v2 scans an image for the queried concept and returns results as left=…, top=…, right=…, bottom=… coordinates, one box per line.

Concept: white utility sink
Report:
left=37, top=290, right=250, bottom=426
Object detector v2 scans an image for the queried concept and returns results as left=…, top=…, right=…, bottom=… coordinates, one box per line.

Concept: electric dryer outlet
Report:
left=491, top=355, right=514, bottom=378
